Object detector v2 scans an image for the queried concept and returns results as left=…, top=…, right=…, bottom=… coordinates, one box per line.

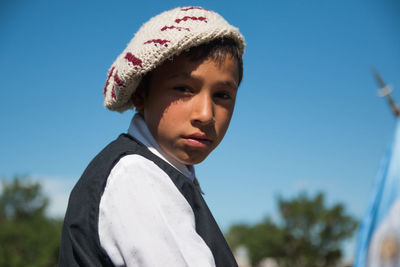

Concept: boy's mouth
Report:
left=183, top=133, right=213, bottom=147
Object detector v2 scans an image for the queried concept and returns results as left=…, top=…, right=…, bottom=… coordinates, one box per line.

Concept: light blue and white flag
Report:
left=354, top=119, right=400, bottom=267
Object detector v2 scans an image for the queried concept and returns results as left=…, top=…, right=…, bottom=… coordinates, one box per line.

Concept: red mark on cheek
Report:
left=104, top=66, right=115, bottom=96
left=125, top=52, right=142, bottom=66
left=144, top=39, right=170, bottom=47
left=161, top=25, right=190, bottom=32
left=175, top=16, right=208, bottom=24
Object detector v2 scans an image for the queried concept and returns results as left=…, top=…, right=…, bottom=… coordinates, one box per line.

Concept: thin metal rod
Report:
left=371, top=67, right=399, bottom=117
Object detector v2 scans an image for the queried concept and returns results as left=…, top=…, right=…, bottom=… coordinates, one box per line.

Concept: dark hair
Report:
left=183, top=37, right=243, bottom=85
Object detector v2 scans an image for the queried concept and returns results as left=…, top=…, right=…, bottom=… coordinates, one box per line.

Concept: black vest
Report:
left=58, top=134, right=238, bottom=267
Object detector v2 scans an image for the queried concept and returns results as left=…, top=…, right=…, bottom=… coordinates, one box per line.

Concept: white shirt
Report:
left=98, top=114, right=216, bottom=267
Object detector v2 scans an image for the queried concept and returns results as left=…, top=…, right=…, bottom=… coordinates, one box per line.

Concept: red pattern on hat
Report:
left=125, top=53, right=142, bottom=66
left=181, top=7, right=210, bottom=11
left=161, top=25, right=190, bottom=32
left=114, top=71, right=124, bottom=87
left=175, top=16, right=207, bottom=24
left=111, top=86, right=116, bottom=99
left=144, top=39, right=170, bottom=47
left=104, top=66, right=115, bottom=95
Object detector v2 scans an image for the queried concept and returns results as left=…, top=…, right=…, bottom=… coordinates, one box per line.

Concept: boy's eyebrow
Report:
left=166, top=72, right=238, bottom=89
left=216, top=80, right=238, bottom=90
left=165, top=72, right=192, bottom=80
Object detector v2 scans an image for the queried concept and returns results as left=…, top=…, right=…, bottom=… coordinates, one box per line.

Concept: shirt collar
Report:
left=127, top=113, right=196, bottom=181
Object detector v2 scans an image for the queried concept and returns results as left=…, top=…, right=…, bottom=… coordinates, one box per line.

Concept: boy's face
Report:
left=140, top=53, right=239, bottom=165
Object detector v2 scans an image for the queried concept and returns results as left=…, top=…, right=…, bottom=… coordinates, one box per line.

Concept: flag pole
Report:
left=371, top=67, right=400, bottom=117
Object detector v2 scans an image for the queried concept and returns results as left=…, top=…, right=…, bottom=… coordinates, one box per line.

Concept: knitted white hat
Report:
left=103, top=6, right=245, bottom=112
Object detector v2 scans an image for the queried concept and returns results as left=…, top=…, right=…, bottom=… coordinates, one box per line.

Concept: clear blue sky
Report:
left=1, top=0, right=399, bottom=260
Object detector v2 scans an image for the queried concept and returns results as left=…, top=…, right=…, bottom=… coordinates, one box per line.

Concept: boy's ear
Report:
left=131, top=81, right=146, bottom=111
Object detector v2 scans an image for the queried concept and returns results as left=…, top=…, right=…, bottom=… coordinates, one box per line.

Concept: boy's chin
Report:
left=161, top=144, right=214, bottom=166
left=173, top=152, right=210, bottom=166
left=177, top=156, right=207, bottom=166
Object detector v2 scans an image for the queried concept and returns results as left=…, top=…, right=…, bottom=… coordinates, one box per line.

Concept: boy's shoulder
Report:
left=60, top=134, right=177, bottom=265
left=59, top=134, right=141, bottom=266
left=66, top=133, right=194, bottom=217
left=71, top=134, right=154, bottom=197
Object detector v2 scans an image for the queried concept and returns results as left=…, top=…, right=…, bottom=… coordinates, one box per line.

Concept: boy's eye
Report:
left=214, top=91, right=232, bottom=100
left=173, top=86, right=192, bottom=93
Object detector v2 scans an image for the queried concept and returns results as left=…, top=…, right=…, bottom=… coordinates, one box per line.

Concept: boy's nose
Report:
left=191, top=93, right=214, bottom=125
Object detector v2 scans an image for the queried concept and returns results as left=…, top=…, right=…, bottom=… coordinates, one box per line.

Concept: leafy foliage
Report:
left=226, top=192, right=358, bottom=267
left=0, top=177, right=62, bottom=267
left=226, top=219, right=285, bottom=264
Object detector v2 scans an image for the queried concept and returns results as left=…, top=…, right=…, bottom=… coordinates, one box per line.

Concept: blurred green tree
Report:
left=0, top=177, right=62, bottom=267
left=226, top=192, right=358, bottom=267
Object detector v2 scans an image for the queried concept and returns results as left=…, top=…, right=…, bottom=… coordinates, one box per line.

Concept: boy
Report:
left=59, top=6, right=245, bottom=267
